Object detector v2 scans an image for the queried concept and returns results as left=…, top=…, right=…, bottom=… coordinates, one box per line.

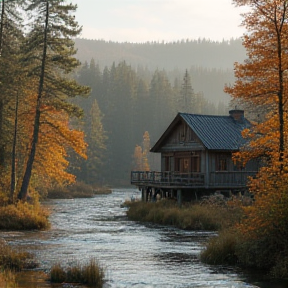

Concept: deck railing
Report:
left=131, top=171, right=257, bottom=188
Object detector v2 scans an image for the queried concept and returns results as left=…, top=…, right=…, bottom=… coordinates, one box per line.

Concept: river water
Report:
left=1, top=188, right=286, bottom=288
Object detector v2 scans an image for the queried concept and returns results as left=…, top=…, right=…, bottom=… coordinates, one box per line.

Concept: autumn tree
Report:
left=133, top=131, right=151, bottom=171
left=226, top=0, right=288, bottom=173
left=223, top=0, right=288, bottom=275
left=18, top=0, right=89, bottom=200
left=133, top=145, right=143, bottom=171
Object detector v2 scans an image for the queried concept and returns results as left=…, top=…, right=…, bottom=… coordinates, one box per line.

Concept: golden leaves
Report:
left=229, top=0, right=288, bottom=244
left=32, top=105, right=87, bottom=186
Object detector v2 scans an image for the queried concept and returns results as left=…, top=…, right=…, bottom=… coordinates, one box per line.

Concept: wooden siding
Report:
left=159, top=121, right=204, bottom=152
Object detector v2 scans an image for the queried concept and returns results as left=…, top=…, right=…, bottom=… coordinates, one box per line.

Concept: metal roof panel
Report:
left=179, top=113, right=250, bottom=150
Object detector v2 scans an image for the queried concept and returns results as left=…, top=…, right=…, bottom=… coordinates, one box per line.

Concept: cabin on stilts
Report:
left=131, top=109, right=260, bottom=205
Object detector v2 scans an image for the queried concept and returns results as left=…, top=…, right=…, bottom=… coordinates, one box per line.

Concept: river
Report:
left=2, top=188, right=287, bottom=288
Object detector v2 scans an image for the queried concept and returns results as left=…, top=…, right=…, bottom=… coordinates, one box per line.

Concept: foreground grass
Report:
left=0, top=269, right=17, bottom=288
left=0, top=239, right=36, bottom=271
left=47, top=182, right=112, bottom=199
left=126, top=198, right=243, bottom=231
left=50, top=258, right=105, bottom=287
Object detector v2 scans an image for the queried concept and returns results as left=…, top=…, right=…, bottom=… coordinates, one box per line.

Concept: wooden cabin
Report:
left=131, top=110, right=259, bottom=204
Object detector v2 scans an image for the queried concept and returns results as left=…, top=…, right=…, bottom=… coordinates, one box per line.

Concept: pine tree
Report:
left=0, top=0, right=25, bottom=167
left=18, top=0, right=90, bottom=200
left=181, top=69, right=195, bottom=113
left=85, top=100, right=107, bottom=184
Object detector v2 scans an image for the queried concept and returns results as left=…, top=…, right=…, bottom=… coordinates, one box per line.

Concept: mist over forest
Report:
left=71, top=38, right=247, bottom=186
left=74, top=38, right=246, bottom=105
left=74, top=38, right=246, bottom=70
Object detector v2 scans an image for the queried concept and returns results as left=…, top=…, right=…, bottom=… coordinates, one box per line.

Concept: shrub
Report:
left=50, top=258, right=105, bottom=287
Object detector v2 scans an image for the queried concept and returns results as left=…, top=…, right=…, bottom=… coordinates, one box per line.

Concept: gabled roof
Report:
left=150, top=111, right=251, bottom=152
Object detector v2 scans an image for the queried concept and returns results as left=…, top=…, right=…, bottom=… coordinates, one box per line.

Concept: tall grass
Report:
left=0, top=201, right=50, bottom=230
left=200, top=229, right=238, bottom=265
left=0, top=239, right=35, bottom=271
left=126, top=199, right=243, bottom=231
left=50, top=258, right=105, bottom=287
left=0, top=269, right=17, bottom=288
left=47, top=182, right=112, bottom=199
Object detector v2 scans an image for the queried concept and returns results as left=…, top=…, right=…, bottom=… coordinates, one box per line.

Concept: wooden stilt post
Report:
left=152, top=187, right=156, bottom=202
left=171, top=189, right=174, bottom=199
left=177, top=189, right=182, bottom=207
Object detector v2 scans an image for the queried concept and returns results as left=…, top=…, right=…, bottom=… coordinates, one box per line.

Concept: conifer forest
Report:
left=72, top=39, right=244, bottom=185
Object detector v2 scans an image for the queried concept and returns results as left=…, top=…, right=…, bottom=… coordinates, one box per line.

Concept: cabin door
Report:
left=176, top=158, right=190, bottom=173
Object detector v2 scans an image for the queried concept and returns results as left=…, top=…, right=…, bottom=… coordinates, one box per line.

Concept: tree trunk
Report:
left=18, top=1, right=49, bottom=201
left=10, top=88, right=19, bottom=202
left=0, top=0, right=5, bottom=166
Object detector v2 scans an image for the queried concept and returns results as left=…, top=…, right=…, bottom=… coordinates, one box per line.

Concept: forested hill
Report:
left=74, top=38, right=246, bottom=70
left=72, top=38, right=248, bottom=185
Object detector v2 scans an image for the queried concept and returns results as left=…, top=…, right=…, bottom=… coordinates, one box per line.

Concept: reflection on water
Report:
left=1, top=188, right=285, bottom=288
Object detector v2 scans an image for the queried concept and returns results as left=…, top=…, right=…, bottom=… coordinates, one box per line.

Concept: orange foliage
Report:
left=226, top=2, right=288, bottom=271
left=238, top=169, right=288, bottom=240
left=227, top=0, right=288, bottom=171
left=133, top=145, right=143, bottom=171
left=133, top=131, right=151, bottom=171
left=33, top=106, right=87, bottom=188
left=11, top=87, right=87, bottom=195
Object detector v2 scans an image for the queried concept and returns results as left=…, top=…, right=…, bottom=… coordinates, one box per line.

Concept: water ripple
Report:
left=4, top=189, right=262, bottom=288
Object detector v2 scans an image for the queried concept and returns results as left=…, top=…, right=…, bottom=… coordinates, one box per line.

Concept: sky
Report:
left=71, top=0, right=247, bottom=43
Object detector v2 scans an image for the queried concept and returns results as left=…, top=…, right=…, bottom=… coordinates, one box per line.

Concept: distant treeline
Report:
left=71, top=60, right=233, bottom=186
left=74, top=38, right=246, bottom=70
left=74, top=38, right=245, bottom=105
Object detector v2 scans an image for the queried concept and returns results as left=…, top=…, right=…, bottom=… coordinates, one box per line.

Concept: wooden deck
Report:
left=131, top=171, right=257, bottom=190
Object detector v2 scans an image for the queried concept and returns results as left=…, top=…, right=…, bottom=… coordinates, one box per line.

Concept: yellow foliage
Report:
left=16, top=98, right=87, bottom=193
left=133, top=131, right=151, bottom=171
left=227, top=0, right=288, bottom=252
left=0, top=201, right=50, bottom=230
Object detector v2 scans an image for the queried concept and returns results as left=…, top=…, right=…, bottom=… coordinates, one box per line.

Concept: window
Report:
left=217, top=155, right=228, bottom=171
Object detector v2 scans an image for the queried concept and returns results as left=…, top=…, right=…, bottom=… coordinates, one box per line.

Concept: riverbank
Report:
left=0, top=182, right=111, bottom=288
left=126, top=194, right=288, bottom=281
left=47, top=182, right=112, bottom=199
left=1, top=189, right=257, bottom=288
left=126, top=195, right=243, bottom=231
left=0, top=238, right=37, bottom=288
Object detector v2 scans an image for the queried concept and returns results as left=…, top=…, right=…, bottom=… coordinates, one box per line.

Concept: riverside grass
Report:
left=0, top=269, right=17, bottom=288
left=0, top=239, right=35, bottom=272
left=50, top=258, right=105, bottom=287
left=47, top=181, right=112, bottom=199
left=126, top=199, right=243, bottom=231
left=0, top=201, right=50, bottom=230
